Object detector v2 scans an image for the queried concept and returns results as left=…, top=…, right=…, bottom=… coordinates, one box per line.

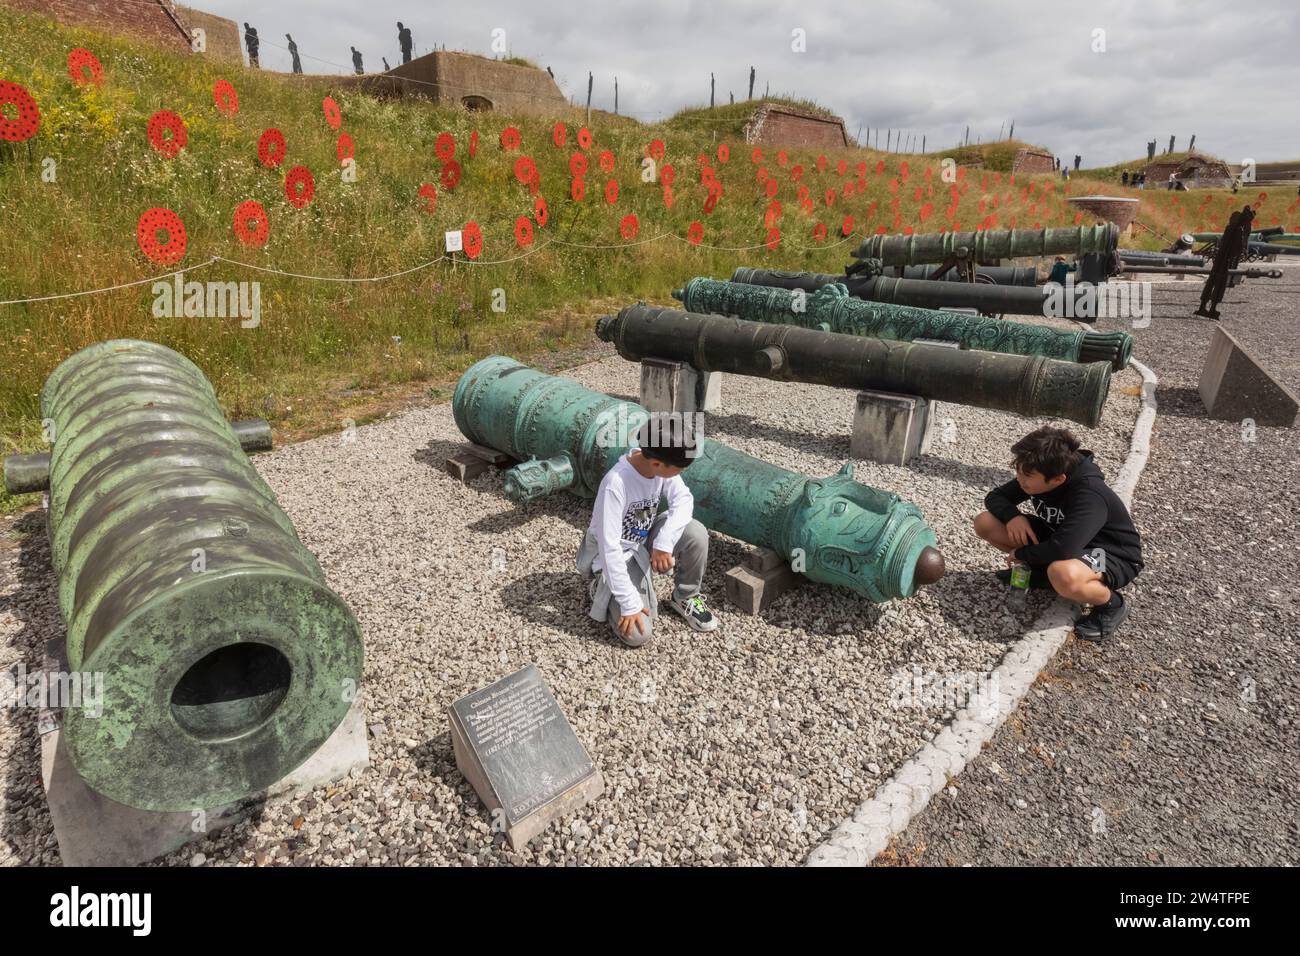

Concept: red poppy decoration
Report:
left=801, top=198, right=813, bottom=215
left=756, top=167, right=769, bottom=183
left=663, top=184, right=674, bottom=209
left=440, top=159, right=462, bottom=190
left=146, top=111, right=187, bottom=158
left=751, top=147, right=763, bottom=163
left=284, top=165, right=315, bottom=208
left=765, top=228, right=781, bottom=250
left=418, top=183, right=437, bottom=214
left=136, top=207, right=187, bottom=265
left=553, top=122, right=567, bottom=147
left=824, top=188, right=835, bottom=207
left=572, top=177, right=586, bottom=201
left=322, top=97, right=341, bottom=129
left=704, top=190, right=720, bottom=215
left=514, top=156, right=537, bottom=184
left=578, top=127, right=592, bottom=150
left=701, top=165, right=717, bottom=187
left=797, top=185, right=810, bottom=202
left=857, top=161, right=867, bottom=177
left=233, top=200, right=269, bottom=247
left=773, top=149, right=786, bottom=168
left=687, top=221, right=703, bottom=245
left=598, top=150, right=616, bottom=174
left=876, top=160, right=886, bottom=175
left=650, top=139, right=666, bottom=161
left=765, top=178, right=778, bottom=199
left=257, top=128, right=286, bottom=168
left=0, top=82, right=41, bottom=142
left=67, top=48, right=104, bottom=87
left=514, top=215, right=534, bottom=248
left=812, top=222, right=828, bottom=242
left=605, top=179, right=619, bottom=204
left=212, top=79, right=238, bottom=115
left=500, top=126, right=521, bottom=151
left=463, top=221, right=483, bottom=259
left=661, top=163, right=676, bottom=186
left=817, top=155, right=827, bottom=172
left=791, top=164, right=803, bottom=182
left=469, top=130, right=478, bottom=158
left=337, top=132, right=354, bottom=163
left=620, top=214, right=639, bottom=240
left=569, top=152, right=588, bottom=177
left=717, top=143, right=730, bottom=164
left=435, top=132, right=455, bottom=161
left=764, top=201, right=781, bottom=229
left=842, top=215, right=855, bottom=236
left=535, top=195, right=549, bottom=226
left=836, top=159, right=847, bottom=177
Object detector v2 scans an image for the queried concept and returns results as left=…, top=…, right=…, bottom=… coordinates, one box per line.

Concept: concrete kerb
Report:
left=806, top=354, right=1159, bottom=867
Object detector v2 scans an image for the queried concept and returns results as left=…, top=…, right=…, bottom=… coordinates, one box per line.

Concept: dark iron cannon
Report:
left=851, top=224, right=1119, bottom=271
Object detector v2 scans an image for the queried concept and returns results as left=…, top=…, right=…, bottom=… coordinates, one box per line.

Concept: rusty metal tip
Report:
left=914, top=546, right=946, bottom=586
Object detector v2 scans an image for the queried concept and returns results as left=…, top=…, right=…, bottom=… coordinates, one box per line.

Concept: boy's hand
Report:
left=619, top=609, right=650, bottom=638
left=1006, top=515, right=1039, bottom=547
left=651, top=549, right=674, bottom=572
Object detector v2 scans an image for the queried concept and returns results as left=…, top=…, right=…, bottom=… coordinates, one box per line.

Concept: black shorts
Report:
left=1024, top=514, right=1141, bottom=590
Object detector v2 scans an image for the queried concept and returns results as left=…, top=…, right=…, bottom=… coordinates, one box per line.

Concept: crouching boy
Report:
left=576, top=415, right=718, bottom=647
left=974, top=426, right=1143, bottom=642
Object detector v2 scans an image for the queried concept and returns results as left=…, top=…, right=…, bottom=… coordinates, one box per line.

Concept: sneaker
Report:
left=1074, top=598, right=1130, bottom=642
left=995, top=566, right=1054, bottom=590
left=669, top=594, right=718, bottom=632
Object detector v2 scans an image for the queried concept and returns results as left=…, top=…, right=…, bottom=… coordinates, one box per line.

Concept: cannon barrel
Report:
left=901, top=264, right=1039, bottom=286
left=34, top=340, right=363, bottom=811
left=1119, top=249, right=1207, bottom=267
left=452, top=356, right=945, bottom=601
left=730, top=266, right=1103, bottom=323
left=597, top=306, right=1112, bottom=427
left=852, top=224, right=1119, bottom=267
left=1119, top=264, right=1283, bottom=279
left=4, top=418, right=273, bottom=495
left=679, top=278, right=1132, bottom=371
left=1247, top=241, right=1300, bottom=257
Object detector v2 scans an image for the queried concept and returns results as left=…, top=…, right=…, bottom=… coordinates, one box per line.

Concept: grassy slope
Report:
left=3, top=9, right=1294, bottom=511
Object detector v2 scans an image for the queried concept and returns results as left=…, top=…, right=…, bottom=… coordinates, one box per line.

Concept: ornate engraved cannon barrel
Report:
left=452, top=356, right=945, bottom=601
left=597, top=306, right=1112, bottom=427
left=34, top=340, right=363, bottom=811
left=728, top=266, right=1095, bottom=321
left=903, top=264, right=1039, bottom=286
left=851, top=224, right=1120, bottom=267
left=680, top=278, right=1132, bottom=371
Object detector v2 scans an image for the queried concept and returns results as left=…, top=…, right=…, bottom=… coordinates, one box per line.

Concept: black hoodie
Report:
left=984, top=450, right=1143, bottom=568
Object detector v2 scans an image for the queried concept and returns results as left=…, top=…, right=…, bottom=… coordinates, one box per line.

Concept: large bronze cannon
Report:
left=851, top=224, right=1119, bottom=268
left=902, top=264, right=1039, bottom=286
left=452, top=356, right=945, bottom=602
left=679, top=278, right=1132, bottom=371
left=597, top=306, right=1112, bottom=427
left=13, top=340, right=363, bottom=811
left=729, top=266, right=1101, bottom=321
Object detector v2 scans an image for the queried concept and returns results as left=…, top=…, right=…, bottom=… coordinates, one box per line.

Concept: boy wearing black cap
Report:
left=576, top=414, right=717, bottom=647
left=974, top=426, right=1143, bottom=642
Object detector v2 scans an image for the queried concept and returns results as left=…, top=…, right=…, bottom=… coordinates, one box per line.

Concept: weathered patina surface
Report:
left=453, top=356, right=945, bottom=601
left=682, top=277, right=1132, bottom=371
left=851, top=224, right=1119, bottom=267
left=599, top=306, right=1112, bottom=426
left=40, top=340, right=363, bottom=811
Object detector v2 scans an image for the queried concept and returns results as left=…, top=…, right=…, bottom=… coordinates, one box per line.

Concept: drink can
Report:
left=1010, top=563, right=1031, bottom=590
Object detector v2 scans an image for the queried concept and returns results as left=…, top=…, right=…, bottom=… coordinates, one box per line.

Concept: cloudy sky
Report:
left=200, top=0, right=1300, bottom=166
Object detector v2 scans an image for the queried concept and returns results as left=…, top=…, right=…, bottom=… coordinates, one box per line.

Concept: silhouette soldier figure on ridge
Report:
left=286, top=34, right=303, bottom=74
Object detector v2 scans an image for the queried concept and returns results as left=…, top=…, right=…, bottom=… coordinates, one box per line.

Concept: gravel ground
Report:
left=1, top=320, right=1142, bottom=867
left=881, top=265, right=1300, bottom=866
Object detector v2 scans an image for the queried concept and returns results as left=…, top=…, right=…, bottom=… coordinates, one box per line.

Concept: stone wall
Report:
left=2, top=0, right=192, bottom=53
left=744, top=102, right=848, bottom=149
left=344, top=51, right=569, bottom=116
left=175, top=6, right=241, bottom=64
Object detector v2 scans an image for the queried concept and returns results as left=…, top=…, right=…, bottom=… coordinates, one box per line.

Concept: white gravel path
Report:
left=1, top=337, right=1142, bottom=866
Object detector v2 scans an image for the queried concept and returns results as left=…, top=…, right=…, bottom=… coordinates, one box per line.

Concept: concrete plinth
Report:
left=1198, top=326, right=1299, bottom=427
left=850, top=390, right=934, bottom=466
left=38, top=638, right=369, bottom=866
left=639, top=358, right=721, bottom=414
left=446, top=442, right=513, bottom=482
left=724, top=546, right=801, bottom=615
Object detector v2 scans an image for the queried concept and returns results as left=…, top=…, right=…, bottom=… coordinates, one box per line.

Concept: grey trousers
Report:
left=582, top=515, right=709, bottom=641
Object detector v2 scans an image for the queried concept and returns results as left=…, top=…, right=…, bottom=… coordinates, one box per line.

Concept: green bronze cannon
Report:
left=851, top=224, right=1119, bottom=269
left=453, top=356, right=945, bottom=602
left=598, top=306, right=1112, bottom=427
left=729, top=267, right=1102, bottom=322
left=679, top=277, right=1132, bottom=371
left=20, top=340, right=363, bottom=812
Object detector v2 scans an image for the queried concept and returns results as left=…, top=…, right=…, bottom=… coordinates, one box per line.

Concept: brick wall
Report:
left=1011, top=147, right=1055, bottom=176
left=1068, top=196, right=1140, bottom=231
left=2, top=0, right=192, bottom=53
left=343, top=51, right=569, bottom=116
left=744, top=103, right=848, bottom=149
left=175, top=6, right=241, bottom=64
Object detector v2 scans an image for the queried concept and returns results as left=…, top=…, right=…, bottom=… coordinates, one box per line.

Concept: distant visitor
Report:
left=286, top=34, right=302, bottom=74
left=243, top=23, right=259, bottom=68
left=397, top=22, right=414, bottom=63
left=351, top=47, right=364, bottom=75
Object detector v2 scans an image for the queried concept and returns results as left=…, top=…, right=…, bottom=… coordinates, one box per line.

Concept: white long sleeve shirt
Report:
left=588, top=452, right=694, bottom=616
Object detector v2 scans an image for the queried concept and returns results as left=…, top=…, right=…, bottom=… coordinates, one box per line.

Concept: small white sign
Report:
left=445, top=230, right=463, bottom=253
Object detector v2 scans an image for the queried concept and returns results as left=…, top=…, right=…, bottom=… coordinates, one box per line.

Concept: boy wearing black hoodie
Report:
left=974, top=426, right=1143, bottom=641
